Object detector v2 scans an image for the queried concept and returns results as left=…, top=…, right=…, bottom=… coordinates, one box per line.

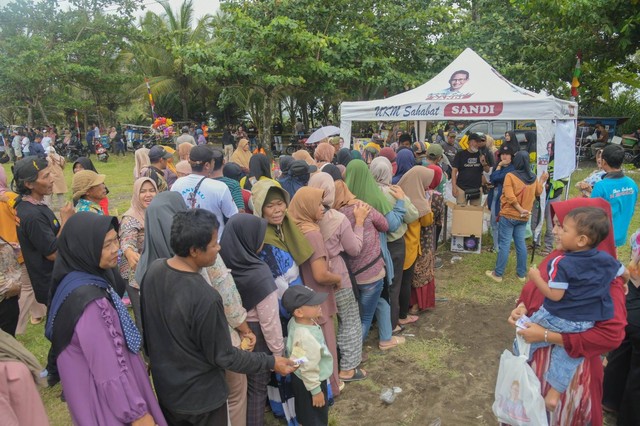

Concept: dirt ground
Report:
left=326, top=254, right=516, bottom=426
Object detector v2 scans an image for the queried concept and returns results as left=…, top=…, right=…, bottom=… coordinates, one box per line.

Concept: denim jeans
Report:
left=516, top=306, right=593, bottom=392
left=358, top=279, right=392, bottom=342
left=494, top=217, right=528, bottom=278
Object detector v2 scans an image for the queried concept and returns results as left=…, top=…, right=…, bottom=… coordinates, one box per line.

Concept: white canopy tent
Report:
left=340, top=48, right=580, bottom=239
left=339, top=48, right=577, bottom=145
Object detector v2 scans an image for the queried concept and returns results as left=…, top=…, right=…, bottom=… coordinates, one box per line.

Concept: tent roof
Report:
left=340, top=48, right=577, bottom=122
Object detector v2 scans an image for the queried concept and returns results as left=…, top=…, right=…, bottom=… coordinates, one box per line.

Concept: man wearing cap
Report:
left=209, top=147, right=245, bottom=212
left=171, top=145, right=238, bottom=239
left=176, top=126, right=196, bottom=149
left=13, top=156, right=75, bottom=385
left=451, top=132, right=490, bottom=206
left=441, top=131, right=458, bottom=164
left=143, top=146, right=172, bottom=192
left=427, top=143, right=451, bottom=178
left=71, top=170, right=108, bottom=214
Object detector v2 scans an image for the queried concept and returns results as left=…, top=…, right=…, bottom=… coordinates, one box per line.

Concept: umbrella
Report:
left=305, top=125, right=340, bottom=145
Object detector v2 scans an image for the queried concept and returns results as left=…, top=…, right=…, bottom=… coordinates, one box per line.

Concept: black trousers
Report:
left=161, top=402, right=228, bottom=426
left=387, top=238, right=406, bottom=329
left=603, top=323, right=640, bottom=426
left=0, top=297, right=19, bottom=336
left=291, top=373, right=329, bottom=426
left=399, top=260, right=416, bottom=320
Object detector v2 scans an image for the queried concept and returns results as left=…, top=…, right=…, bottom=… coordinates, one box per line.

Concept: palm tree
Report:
left=126, top=0, right=212, bottom=120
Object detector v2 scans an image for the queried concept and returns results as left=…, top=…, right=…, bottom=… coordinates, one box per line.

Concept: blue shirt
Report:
left=545, top=248, right=623, bottom=321
left=591, top=174, right=638, bottom=247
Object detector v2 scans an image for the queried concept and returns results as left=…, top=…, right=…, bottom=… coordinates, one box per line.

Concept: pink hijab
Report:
left=308, top=172, right=344, bottom=240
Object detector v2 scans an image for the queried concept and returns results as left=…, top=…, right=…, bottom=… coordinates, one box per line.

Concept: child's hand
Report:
left=312, top=392, right=325, bottom=408
left=528, top=267, right=541, bottom=281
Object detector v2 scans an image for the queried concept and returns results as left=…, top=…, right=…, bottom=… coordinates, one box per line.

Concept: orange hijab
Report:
left=288, top=186, right=324, bottom=234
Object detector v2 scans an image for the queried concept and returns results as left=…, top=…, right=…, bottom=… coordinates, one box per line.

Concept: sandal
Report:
left=379, top=336, right=406, bottom=351
left=398, top=315, right=419, bottom=325
left=392, top=325, right=405, bottom=335
left=340, top=367, right=367, bottom=382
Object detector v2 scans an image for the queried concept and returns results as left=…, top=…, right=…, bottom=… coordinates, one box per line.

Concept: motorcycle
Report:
left=94, top=140, right=109, bottom=162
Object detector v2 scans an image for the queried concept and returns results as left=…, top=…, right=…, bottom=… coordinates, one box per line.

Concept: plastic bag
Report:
left=492, top=335, right=548, bottom=426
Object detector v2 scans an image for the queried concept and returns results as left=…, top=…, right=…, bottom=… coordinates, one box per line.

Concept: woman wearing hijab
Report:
left=277, top=155, right=293, bottom=179
left=379, top=147, right=397, bottom=174
left=337, top=148, right=352, bottom=168
left=314, top=142, right=335, bottom=170
left=177, top=141, right=192, bottom=162
left=72, top=170, right=108, bottom=215
left=119, top=177, right=157, bottom=330
left=397, top=167, right=436, bottom=324
left=488, top=144, right=516, bottom=253
left=251, top=180, right=321, bottom=415
left=407, top=166, right=443, bottom=315
left=308, top=173, right=369, bottom=382
left=289, top=187, right=347, bottom=394
left=161, top=146, right=178, bottom=189
left=350, top=149, right=362, bottom=161
left=292, top=148, right=318, bottom=168
left=240, top=153, right=275, bottom=190
left=46, top=146, right=67, bottom=209
left=369, top=157, right=419, bottom=329
left=220, top=214, right=285, bottom=426
left=134, top=148, right=151, bottom=179
left=487, top=151, right=547, bottom=282
left=333, top=172, right=402, bottom=350
left=510, top=198, right=626, bottom=426
left=46, top=212, right=166, bottom=426
left=503, top=130, right=520, bottom=154
left=392, top=149, right=417, bottom=184
left=0, top=329, right=49, bottom=424
left=0, top=168, right=46, bottom=333
left=73, top=157, right=109, bottom=215
left=231, top=138, right=252, bottom=173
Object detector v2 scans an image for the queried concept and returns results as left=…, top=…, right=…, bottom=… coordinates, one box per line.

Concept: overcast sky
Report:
left=0, top=0, right=220, bottom=22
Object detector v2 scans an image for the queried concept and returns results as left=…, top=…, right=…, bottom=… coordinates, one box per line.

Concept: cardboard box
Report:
left=448, top=202, right=485, bottom=253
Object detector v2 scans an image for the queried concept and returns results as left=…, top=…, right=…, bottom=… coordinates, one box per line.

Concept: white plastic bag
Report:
left=492, top=334, right=548, bottom=426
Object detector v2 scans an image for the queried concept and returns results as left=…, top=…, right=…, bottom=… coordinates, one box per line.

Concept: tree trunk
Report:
left=37, top=99, right=51, bottom=127
left=180, top=86, right=189, bottom=121
left=261, top=94, right=274, bottom=159
left=26, top=102, right=33, bottom=128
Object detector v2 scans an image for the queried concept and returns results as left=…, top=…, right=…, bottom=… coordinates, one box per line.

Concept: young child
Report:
left=523, top=206, right=628, bottom=411
left=282, top=286, right=333, bottom=426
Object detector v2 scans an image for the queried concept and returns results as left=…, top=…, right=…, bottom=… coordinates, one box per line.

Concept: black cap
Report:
left=149, top=145, right=173, bottom=162
left=289, top=160, right=317, bottom=177
left=468, top=132, right=484, bottom=142
left=13, top=156, right=49, bottom=181
left=282, top=286, right=328, bottom=313
left=190, top=145, right=214, bottom=163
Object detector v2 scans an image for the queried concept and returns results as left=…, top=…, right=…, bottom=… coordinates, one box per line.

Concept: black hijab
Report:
left=47, top=212, right=126, bottom=354
left=223, top=162, right=243, bottom=182
left=525, top=131, right=537, bottom=154
left=219, top=213, right=276, bottom=311
left=246, top=154, right=271, bottom=190
left=135, top=192, right=187, bottom=283
left=510, top=151, right=536, bottom=185
left=505, top=131, right=520, bottom=154
left=322, top=163, right=343, bottom=181
left=73, top=157, right=98, bottom=173
left=337, top=148, right=352, bottom=167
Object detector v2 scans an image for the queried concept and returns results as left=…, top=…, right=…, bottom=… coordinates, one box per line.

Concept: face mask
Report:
left=469, top=147, right=479, bottom=153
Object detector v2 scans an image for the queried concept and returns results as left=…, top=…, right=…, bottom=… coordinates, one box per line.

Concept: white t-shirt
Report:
left=171, top=174, right=238, bottom=239
left=41, top=136, right=52, bottom=150
left=94, top=126, right=100, bottom=139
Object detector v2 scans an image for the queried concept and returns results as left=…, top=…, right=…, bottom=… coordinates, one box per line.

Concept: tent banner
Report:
left=554, top=120, right=577, bottom=180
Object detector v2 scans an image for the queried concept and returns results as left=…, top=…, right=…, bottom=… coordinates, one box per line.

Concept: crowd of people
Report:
left=0, top=124, right=639, bottom=425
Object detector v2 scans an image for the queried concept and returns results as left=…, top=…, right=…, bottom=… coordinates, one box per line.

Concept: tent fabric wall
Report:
left=339, top=48, right=578, bottom=145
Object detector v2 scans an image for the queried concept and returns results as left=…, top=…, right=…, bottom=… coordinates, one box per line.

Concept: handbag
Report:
left=492, top=334, right=548, bottom=426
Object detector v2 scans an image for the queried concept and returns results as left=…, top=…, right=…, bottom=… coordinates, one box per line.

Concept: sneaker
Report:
left=485, top=270, right=503, bottom=283
left=517, top=276, right=526, bottom=283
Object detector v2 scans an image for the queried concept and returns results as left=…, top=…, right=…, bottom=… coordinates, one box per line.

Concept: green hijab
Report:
left=351, top=150, right=362, bottom=160
left=345, top=159, right=393, bottom=215
left=251, top=180, right=314, bottom=265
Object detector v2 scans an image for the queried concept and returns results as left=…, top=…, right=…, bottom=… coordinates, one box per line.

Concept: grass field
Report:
left=3, top=153, right=639, bottom=425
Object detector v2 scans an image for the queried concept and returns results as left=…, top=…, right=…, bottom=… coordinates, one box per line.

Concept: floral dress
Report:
left=118, top=216, right=145, bottom=289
